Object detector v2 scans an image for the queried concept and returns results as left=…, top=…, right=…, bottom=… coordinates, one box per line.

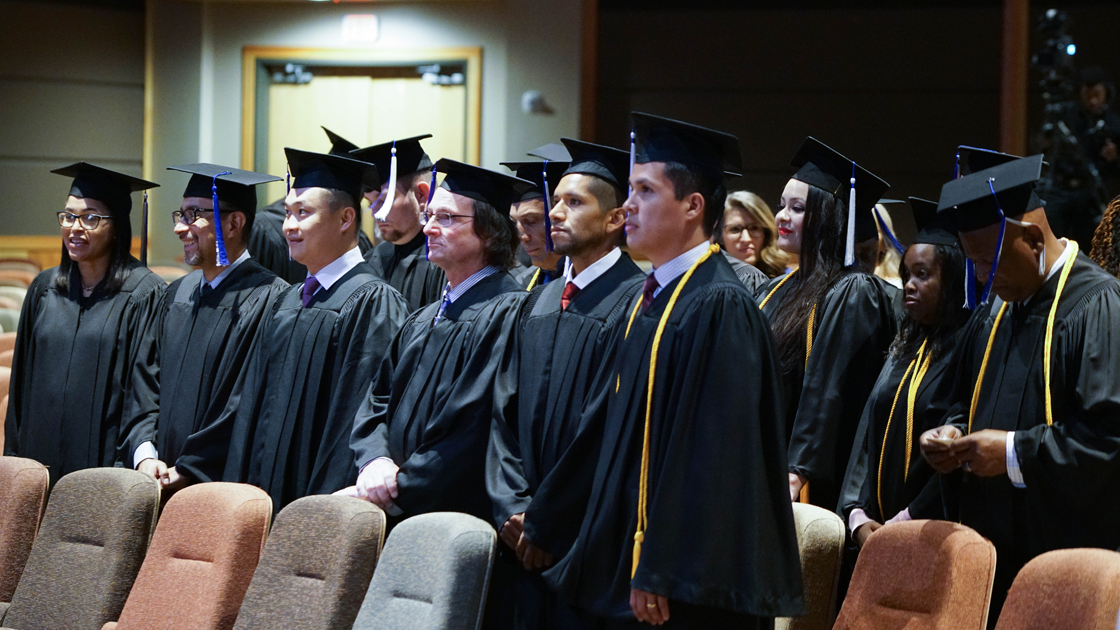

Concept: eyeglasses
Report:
left=58, top=211, right=112, bottom=230
left=421, top=211, right=474, bottom=227
left=724, top=224, right=765, bottom=238
left=171, top=207, right=214, bottom=227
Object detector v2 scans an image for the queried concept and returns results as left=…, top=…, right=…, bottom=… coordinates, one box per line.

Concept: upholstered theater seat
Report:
left=0, top=468, right=159, bottom=629
left=833, top=519, right=996, bottom=630
left=777, top=502, right=846, bottom=630
left=351, top=512, right=496, bottom=630
left=0, top=457, right=49, bottom=606
left=104, top=482, right=271, bottom=630
left=994, top=548, right=1120, bottom=630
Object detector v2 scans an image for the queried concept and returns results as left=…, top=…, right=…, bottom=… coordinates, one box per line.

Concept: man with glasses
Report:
left=222, top=149, right=410, bottom=513
left=120, top=164, right=289, bottom=494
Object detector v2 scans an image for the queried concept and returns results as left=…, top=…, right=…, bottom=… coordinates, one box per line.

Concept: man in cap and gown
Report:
left=546, top=114, right=804, bottom=628
left=223, top=148, right=409, bottom=512
left=504, top=144, right=572, bottom=290
left=921, top=153, right=1120, bottom=621
left=487, top=138, right=645, bottom=629
left=120, top=164, right=288, bottom=491
left=350, top=134, right=446, bottom=311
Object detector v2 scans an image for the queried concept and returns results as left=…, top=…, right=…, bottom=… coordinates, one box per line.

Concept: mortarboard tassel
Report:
left=424, top=164, right=438, bottom=261
left=212, top=171, right=232, bottom=267
left=141, top=191, right=149, bottom=267
left=845, top=162, right=857, bottom=266
left=976, top=178, right=1007, bottom=306
left=964, top=259, right=977, bottom=309
left=874, top=207, right=906, bottom=256
left=374, top=142, right=397, bottom=222
left=954, top=150, right=962, bottom=180
left=542, top=159, right=554, bottom=253
left=285, top=167, right=292, bottom=261
left=628, top=129, right=636, bottom=198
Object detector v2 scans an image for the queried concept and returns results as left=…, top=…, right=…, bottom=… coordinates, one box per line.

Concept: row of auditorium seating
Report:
left=0, top=459, right=494, bottom=630
left=3, top=459, right=1119, bottom=629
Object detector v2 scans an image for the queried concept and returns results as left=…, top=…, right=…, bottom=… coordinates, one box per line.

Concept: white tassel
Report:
left=845, top=167, right=856, bottom=266
left=374, top=144, right=397, bottom=222
left=628, top=130, right=636, bottom=197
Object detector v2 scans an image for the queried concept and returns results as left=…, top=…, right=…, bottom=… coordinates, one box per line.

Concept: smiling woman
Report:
left=5, top=163, right=166, bottom=487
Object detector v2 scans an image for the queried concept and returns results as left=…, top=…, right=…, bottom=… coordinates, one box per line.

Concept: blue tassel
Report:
left=212, top=171, right=232, bottom=266
left=542, top=159, right=554, bottom=253
left=285, top=168, right=291, bottom=194
left=874, top=207, right=906, bottom=256
left=141, top=191, right=149, bottom=267
left=954, top=150, right=961, bottom=180
left=964, top=259, right=977, bottom=309
left=424, top=165, right=437, bottom=261
left=977, top=178, right=1007, bottom=306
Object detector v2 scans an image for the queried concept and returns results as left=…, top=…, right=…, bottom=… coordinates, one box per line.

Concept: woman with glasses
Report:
left=718, top=190, right=788, bottom=278
left=4, top=162, right=165, bottom=485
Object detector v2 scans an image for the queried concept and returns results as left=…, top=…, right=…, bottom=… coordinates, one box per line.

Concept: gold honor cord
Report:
left=623, top=243, right=720, bottom=579
left=758, top=268, right=796, bottom=310
left=876, top=339, right=932, bottom=518
left=968, top=241, right=1078, bottom=433
left=526, top=268, right=542, bottom=291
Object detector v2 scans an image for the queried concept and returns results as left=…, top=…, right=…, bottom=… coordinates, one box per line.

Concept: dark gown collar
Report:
left=443, top=271, right=521, bottom=320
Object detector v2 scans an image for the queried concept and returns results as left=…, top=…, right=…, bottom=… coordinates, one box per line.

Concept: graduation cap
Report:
left=908, top=197, right=958, bottom=247
left=322, top=126, right=360, bottom=156
left=560, top=138, right=631, bottom=191
left=168, top=163, right=281, bottom=266
left=501, top=143, right=572, bottom=252
left=52, top=161, right=158, bottom=217
left=938, top=154, right=1045, bottom=307
left=349, top=135, right=435, bottom=222
left=526, top=143, right=571, bottom=163
left=954, top=145, right=1044, bottom=213
left=789, top=137, right=890, bottom=266
left=437, top=158, right=535, bottom=217
left=631, top=112, right=742, bottom=176
left=53, top=162, right=160, bottom=265
left=285, top=148, right=379, bottom=210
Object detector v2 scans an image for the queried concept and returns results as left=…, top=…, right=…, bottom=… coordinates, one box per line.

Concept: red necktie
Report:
left=640, top=274, right=660, bottom=311
left=301, top=277, right=321, bottom=308
left=561, top=282, right=580, bottom=311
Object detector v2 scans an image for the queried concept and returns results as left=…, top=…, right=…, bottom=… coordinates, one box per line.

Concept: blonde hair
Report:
left=873, top=206, right=903, bottom=288
left=721, top=190, right=788, bottom=278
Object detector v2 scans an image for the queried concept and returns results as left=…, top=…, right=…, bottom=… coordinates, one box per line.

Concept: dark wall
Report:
left=598, top=4, right=1120, bottom=212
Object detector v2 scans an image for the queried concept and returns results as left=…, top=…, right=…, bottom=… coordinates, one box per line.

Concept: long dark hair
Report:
left=53, top=209, right=134, bottom=295
left=472, top=199, right=519, bottom=269
left=890, top=243, right=971, bottom=362
left=770, top=184, right=854, bottom=375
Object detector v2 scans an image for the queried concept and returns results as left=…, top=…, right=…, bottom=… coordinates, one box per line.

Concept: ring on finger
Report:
left=646, top=603, right=658, bottom=608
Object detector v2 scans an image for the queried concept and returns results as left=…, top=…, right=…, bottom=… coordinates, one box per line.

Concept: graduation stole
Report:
left=526, top=268, right=542, bottom=291
left=758, top=268, right=816, bottom=503
left=968, top=241, right=1078, bottom=433
left=622, top=243, right=720, bottom=579
left=877, top=338, right=932, bottom=517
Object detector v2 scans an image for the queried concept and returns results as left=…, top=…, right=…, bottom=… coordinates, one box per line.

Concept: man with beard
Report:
left=350, top=135, right=446, bottom=311
left=121, top=164, right=288, bottom=491
left=488, top=138, right=644, bottom=629
left=223, top=149, right=409, bottom=512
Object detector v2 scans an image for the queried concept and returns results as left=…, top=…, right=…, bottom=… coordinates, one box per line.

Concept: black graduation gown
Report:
left=490, top=253, right=645, bottom=552
left=486, top=254, right=644, bottom=630
left=118, top=260, right=288, bottom=482
left=721, top=250, right=768, bottom=296
left=352, top=271, right=526, bottom=521
left=547, top=254, right=804, bottom=623
left=4, top=260, right=164, bottom=484
left=363, top=231, right=445, bottom=312
left=223, top=262, right=409, bottom=511
left=758, top=271, right=897, bottom=511
left=840, top=337, right=959, bottom=525
left=518, top=258, right=567, bottom=290
left=248, top=199, right=374, bottom=284
left=940, top=251, right=1120, bottom=608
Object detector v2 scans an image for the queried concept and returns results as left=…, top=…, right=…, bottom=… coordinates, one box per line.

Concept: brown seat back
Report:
left=111, top=482, right=271, bottom=630
left=833, top=519, right=996, bottom=630
left=777, top=503, right=846, bottom=630
left=234, top=495, right=385, bottom=630
left=2, top=468, right=159, bottom=630
left=0, top=456, right=49, bottom=603
left=994, top=548, right=1120, bottom=630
